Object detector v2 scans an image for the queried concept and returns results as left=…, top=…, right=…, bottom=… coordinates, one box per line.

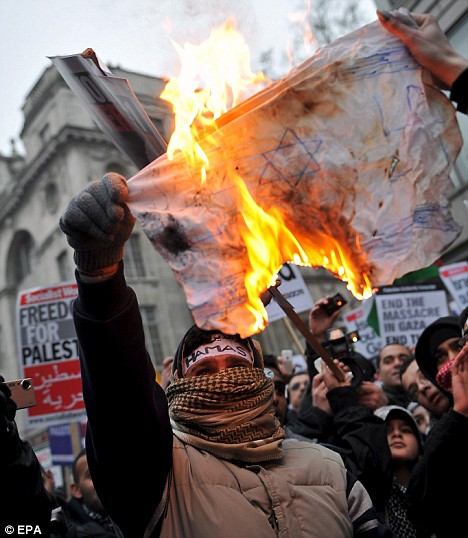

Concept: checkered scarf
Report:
left=387, top=478, right=432, bottom=538
left=435, top=357, right=454, bottom=393
left=166, top=367, right=285, bottom=462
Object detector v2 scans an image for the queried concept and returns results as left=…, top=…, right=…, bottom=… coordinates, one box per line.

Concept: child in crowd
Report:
left=375, top=405, right=431, bottom=538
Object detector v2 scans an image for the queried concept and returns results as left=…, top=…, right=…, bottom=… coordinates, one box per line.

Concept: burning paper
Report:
left=127, top=19, right=462, bottom=338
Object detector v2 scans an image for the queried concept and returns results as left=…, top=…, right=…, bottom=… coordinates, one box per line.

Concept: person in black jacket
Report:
left=61, top=448, right=120, bottom=538
left=0, top=375, right=53, bottom=534
left=402, top=316, right=468, bottom=537
left=286, top=295, right=392, bottom=516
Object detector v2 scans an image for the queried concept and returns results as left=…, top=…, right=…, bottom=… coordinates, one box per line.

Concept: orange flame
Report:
left=161, top=20, right=268, bottom=182
left=161, top=19, right=374, bottom=334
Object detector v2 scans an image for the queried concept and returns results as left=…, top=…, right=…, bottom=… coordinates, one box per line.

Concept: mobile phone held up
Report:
left=4, top=378, right=36, bottom=409
left=281, top=349, right=294, bottom=375
left=320, top=293, right=348, bottom=316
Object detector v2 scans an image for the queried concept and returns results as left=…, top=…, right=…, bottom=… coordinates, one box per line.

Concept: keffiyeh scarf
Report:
left=435, top=357, right=454, bottom=393
left=166, top=367, right=285, bottom=462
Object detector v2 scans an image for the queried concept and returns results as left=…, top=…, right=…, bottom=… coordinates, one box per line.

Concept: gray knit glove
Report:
left=59, top=173, right=136, bottom=273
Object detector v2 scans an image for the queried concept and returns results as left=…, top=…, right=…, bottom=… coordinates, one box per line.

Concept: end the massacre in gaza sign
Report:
left=16, top=282, right=86, bottom=429
left=374, top=283, right=449, bottom=348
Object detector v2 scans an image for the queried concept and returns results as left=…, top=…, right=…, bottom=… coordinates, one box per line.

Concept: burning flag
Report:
left=127, top=18, right=462, bottom=338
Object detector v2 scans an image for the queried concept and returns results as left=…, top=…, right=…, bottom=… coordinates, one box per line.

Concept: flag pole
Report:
left=282, top=317, right=306, bottom=358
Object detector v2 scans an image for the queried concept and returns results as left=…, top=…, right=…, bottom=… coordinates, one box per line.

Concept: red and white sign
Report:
left=16, top=282, right=86, bottom=428
left=439, top=261, right=468, bottom=313
left=343, top=298, right=382, bottom=359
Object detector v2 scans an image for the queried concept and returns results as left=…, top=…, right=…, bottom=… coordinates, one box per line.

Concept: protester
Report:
left=285, top=369, right=310, bottom=420
left=401, top=316, right=468, bottom=537
left=414, top=316, right=461, bottom=402
left=41, top=464, right=67, bottom=509
left=400, top=354, right=450, bottom=433
left=296, top=351, right=394, bottom=517
left=59, top=173, right=393, bottom=537
left=262, top=353, right=310, bottom=443
left=63, top=447, right=120, bottom=537
left=374, top=406, right=431, bottom=538
left=0, top=375, right=53, bottom=532
left=407, top=402, right=431, bottom=437
left=377, top=10, right=468, bottom=114
left=375, top=344, right=412, bottom=407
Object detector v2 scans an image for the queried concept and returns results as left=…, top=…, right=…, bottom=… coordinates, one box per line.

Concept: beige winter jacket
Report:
left=156, top=437, right=353, bottom=538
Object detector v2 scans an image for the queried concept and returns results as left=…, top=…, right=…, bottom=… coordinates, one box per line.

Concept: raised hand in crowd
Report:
left=310, top=371, right=332, bottom=415
left=451, top=340, right=468, bottom=417
left=377, top=9, right=468, bottom=114
left=356, top=381, right=389, bottom=411
left=59, top=172, right=135, bottom=282
left=308, top=295, right=343, bottom=342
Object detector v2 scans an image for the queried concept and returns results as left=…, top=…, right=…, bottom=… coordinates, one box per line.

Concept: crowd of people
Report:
left=2, top=10, right=468, bottom=538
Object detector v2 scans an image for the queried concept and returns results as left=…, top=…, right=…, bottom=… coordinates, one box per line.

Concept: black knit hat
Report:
left=414, top=316, right=460, bottom=386
left=172, top=324, right=264, bottom=377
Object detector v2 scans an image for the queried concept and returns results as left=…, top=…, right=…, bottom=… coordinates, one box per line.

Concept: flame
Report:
left=161, top=20, right=268, bottom=182
left=161, top=19, right=374, bottom=335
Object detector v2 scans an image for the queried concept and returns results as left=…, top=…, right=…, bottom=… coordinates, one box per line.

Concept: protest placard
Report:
left=374, top=284, right=449, bottom=348
left=343, top=298, right=382, bottom=359
left=266, top=263, right=314, bottom=322
left=49, top=49, right=166, bottom=169
left=439, top=261, right=468, bottom=313
left=16, top=282, right=86, bottom=429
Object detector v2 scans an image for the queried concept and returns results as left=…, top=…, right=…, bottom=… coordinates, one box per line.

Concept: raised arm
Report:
left=59, top=174, right=173, bottom=536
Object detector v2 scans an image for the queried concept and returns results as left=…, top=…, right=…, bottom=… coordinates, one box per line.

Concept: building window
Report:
left=140, top=305, right=163, bottom=364
left=6, top=231, right=35, bottom=286
left=57, top=250, right=71, bottom=282
left=123, top=234, right=146, bottom=278
left=44, top=182, right=59, bottom=214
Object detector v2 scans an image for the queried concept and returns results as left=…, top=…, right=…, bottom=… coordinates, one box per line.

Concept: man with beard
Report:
left=59, top=173, right=392, bottom=538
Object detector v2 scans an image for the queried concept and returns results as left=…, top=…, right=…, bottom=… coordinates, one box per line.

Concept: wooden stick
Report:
left=268, top=287, right=346, bottom=381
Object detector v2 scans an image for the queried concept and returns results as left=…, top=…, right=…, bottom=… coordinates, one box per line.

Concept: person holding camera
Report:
left=286, top=295, right=393, bottom=516
left=0, top=375, right=53, bottom=533
left=58, top=173, right=394, bottom=538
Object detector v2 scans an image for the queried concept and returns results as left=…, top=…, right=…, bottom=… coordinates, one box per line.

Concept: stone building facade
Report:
left=1, top=1, right=467, bottom=437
